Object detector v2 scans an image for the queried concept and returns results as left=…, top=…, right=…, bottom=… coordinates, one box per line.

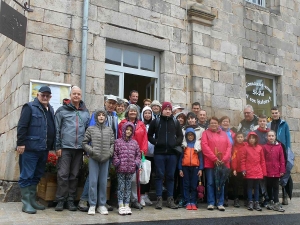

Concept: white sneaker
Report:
left=88, top=206, right=95, bottom=215
left=124, top=206, right=132, bottom=215
left=118, top=206, right=126, bottom=215
left=143, top=195, right=153, bottom=206
left=97, top=206, right=108, bottom=215
left=140, top=197, right=146, bottom=207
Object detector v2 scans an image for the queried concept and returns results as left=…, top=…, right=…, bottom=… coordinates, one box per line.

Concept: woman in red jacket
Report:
left=118, top=104, right=148, bottom=209
left=241, top=132, right=266, bottom=211
left=201, top=116, right=232, bottom=211
left=231, top=132, right=246, bottom=208
left=263, top=130, right=285, bottom=212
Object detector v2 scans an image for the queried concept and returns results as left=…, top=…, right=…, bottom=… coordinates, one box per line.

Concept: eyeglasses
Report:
left=40, top=94, right=51, bottom=99
left=244, top=112, right=252, bottom=115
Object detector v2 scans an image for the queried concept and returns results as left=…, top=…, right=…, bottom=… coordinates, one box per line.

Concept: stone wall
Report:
left=0, top=0, right=299, bottom=185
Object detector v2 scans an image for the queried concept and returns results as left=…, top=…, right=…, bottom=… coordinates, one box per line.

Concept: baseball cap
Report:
left=38, top=86, right=52, bottom=94
left=172, top=104, right=184, bottom=112
left=106, top=94, right=117, bottom=102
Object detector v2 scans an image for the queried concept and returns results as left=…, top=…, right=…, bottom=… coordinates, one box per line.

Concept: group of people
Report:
left=16, top=86, right=293, bottom=216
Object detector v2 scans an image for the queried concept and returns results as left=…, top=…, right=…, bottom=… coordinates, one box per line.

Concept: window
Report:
left=104, top=43, right=160, bottom=103
left=246, top=72, right=276, bottom=116
left=245, top=0, right=265, bottom=7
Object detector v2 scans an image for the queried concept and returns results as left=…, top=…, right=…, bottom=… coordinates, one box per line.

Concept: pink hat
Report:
left=161, top=102, right=172, bottom=111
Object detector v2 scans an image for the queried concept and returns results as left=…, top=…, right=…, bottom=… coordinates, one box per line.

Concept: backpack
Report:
left=154, top=115, right=179, bottom=132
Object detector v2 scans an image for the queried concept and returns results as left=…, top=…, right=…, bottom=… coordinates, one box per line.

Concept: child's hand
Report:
left=233, top=170, right=237, bottom=176
left=197, top=170, right=202, bottom=177
left=242, top=171, right=246, bottom=176
left=179, top=170, right=184, bottom=177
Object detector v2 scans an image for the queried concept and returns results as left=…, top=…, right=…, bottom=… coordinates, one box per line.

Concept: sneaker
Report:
left=97, top=206, right=108, bottom=215
left=143, top=195, right=153, bottom=206
left=131, top=201, right=143, bottom=209
left=207, top=205, right=214, bottom=210
left=233, top=198, right=240, bottom=208
left=266, top=200, right=274, bottom=210
left=66, top=201, right=77, bottom=211
left=217, top=205, right=225, bottom=211
left=118, top=206, right=126, bottom=215
left=88, top=206, right=95, bottom=215
left=55, top=201, right=65, bottom=211
left=178, top=199, right=186, bottom=208
left=186, top=203, right=192, bottom=210
left=78, top=200, right=89, bottom=212
left=248, top=201, right=253, bottom=211
left=254, top=201, right=262, bottom=211
left=191, top=204, right=197, bottom=210
left=166, top=197, right=178, bottom=209
left=106, top=203, right=113, bottom=211
left=140, top=197, right=146, bottom=207
left=155, top=197, right=163, bottom=210
left=124, top=206, right=132, bottom=215
left=273, top=202, right=285, bottom=212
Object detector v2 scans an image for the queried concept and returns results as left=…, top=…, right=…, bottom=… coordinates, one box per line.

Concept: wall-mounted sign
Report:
left=30, top=80, right=71, bottom=112
left=0, top=1, right=27, bottom=46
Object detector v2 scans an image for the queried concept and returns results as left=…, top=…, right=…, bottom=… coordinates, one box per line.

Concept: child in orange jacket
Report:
left=178, top=128, right=203, bottom=210
left=241, top=132, right=267, bottom=211
left=230, top=132, right=246, bottom=208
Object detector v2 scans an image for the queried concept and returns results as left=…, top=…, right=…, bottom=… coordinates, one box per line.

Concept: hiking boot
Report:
left=66, top=201, right=77, bottom=211
left=166, top=197, right=178, bottom=209
left=155, top=197, right=163, bottom=210
left=178, top=199, right=186, bottom=208
left=254, top=201, right=262, bottom=211
left=233, top=198, right=240, bottom=208
left=273, top=202, right=285, bottom=212
left=131, top=201, right=143, bottom=209
left=78, top=200, right=89, bottom=212
left=55, top=201, right=65, bottom=211
left=247, top=201, right=253, bottom=211
left=266, top=200, right=274, bottom=210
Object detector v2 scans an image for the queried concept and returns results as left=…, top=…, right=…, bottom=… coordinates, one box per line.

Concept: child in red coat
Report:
left=231, top=132, right=246, bottom=208
left=241, top=132, right=266, bottom=211
left=263, top=130, right=285, bottom=212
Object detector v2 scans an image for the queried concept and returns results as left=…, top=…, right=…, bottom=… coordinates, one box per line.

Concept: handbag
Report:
left=140, top=153, right=151, bottom=184
left=173, top=145, right=183, bottom=154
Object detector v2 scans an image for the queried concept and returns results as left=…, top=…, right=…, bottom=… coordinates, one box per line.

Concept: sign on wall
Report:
left=0, top=1, right=27, bottom=46
left=30, top=80, right=71, bottom=112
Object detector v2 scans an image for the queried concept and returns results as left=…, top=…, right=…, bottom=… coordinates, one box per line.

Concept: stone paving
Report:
left=0, top=198, right=299, bottom=225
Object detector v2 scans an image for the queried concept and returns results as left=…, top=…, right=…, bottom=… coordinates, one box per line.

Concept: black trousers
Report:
left=266, top=177, right=279, bottom=203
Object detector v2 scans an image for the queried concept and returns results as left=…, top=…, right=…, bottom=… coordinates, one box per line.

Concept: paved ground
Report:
left=0, top=198, right=298, bottom=225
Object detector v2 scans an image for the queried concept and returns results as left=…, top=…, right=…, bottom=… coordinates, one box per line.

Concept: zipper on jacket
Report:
left=190, top=148, right=192, bottom=166
left=165, top=117, right=168, bottom=153
left=39, top=105, right=47, bottom=150
left=75, top=111, right=78, bottom=149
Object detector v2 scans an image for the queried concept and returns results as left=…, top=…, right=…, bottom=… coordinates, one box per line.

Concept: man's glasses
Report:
left=40, top=94, right=51, bottom=99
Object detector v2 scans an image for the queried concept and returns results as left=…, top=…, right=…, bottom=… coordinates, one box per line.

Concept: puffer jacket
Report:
left=113, top=122, right=141, bottom=173
left=82, top=109, right=115, bottom=162
left=55, top=99, right=90, bottom=150
left=118, top=118, right=148, bottom=154
left=263, top=141, right=286, bottom=178
left=231, top=142, right=246, bottom=172
left=240, top=132, right=267, bottom=179
left=201, top=127, right=232, bottom=168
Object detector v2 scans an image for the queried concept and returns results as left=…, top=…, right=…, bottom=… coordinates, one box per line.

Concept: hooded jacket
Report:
left=113, top=122, right=141, bottom=173
left=182, top=125, right=204, bottom=152
left=82, top=108, right=115, bottom=162
left=240, top=132, right=267, bottom=179
left=141, top=106, right=154, bottom=157
left=201, top=127, right=232, bottom=168
left=178, top=128, right=204, bottom=170
left=55, top=99, right=90, bottom=150
left=263, top=141, right=286, bottom=177
left=231, top=141, right=246, bottom=172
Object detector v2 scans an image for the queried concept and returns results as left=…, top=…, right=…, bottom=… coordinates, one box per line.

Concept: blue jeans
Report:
left=247, top=179, right=260, bottom=202
left=80, top=176, right=89, bottom=201
left=205, top=168, right=224, bottom=206
left=18, top=151, right=48, bottom=188
left=154, top=154, right=177, bottom=197
left=182, top=166, right=198, bottom=204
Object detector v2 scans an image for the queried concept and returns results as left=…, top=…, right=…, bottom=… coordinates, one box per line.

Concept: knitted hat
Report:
left=150, top=100, right=162, bottom=108
left=161, top=102, right=172, bottom=111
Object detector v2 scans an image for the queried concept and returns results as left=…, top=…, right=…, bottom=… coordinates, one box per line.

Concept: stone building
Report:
left=0, top=0, right=299, bottom=198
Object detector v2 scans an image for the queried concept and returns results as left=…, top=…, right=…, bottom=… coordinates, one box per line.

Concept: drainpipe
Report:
left=81, top=0, right=89, bottom=101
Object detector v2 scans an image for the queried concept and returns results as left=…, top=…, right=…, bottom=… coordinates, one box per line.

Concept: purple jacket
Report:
left=113, top=122, right=141, bottom=173
left=263, top=141, right=286, bottom=178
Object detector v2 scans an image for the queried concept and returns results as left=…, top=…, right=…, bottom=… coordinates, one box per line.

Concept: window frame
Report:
left=245, top=0, right=265, bottom=7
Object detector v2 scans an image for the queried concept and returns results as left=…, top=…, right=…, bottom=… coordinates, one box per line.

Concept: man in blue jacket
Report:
left=17, top=86, right=56, bottom=214
left=54, top=86, right=90, bottom=211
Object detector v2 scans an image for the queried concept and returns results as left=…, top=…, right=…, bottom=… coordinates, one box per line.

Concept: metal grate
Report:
left=245, top=0, right=265, bottom=7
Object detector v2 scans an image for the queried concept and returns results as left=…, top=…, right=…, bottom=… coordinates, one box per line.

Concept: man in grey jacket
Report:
left=54, top=86, right=90, bottom=211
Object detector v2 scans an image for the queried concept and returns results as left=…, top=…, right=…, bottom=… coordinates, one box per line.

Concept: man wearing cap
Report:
left=172, top=105, right=184, bottom=115
left=150, top=100, right=162, bottom=119
left=54, top=86, right=90, bottom=211
left=77, top=94, right=118, bottom=212
left=17, top=86, right=56, bottom=214
left=148, top=102, right=183, bottom=210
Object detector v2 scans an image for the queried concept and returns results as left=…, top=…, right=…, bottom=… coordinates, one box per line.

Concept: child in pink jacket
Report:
left=241, top=132, right=266, bottom=211
left=263, top=130, right=285, bottom=212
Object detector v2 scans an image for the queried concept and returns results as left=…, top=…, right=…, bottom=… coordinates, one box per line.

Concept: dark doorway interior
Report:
left=124, top=73, right=152, bottom=108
